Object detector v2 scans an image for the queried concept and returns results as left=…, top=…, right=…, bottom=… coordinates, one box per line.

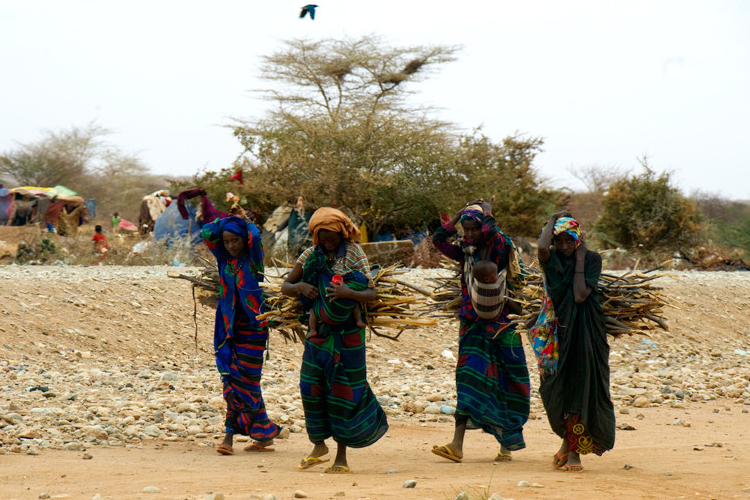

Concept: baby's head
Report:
left=473, top=260, right=498, bottom=284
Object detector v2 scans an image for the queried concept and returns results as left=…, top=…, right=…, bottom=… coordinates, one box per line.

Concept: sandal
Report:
left=325, top=465, right=351, bottom=474
left=216, top=444, right=234, bottom=456
left=431, top=445, right=463, bottom=463
left=298, top=456, right=329, bottom=470
left=563, top=463, right=584, bottom=472
left=244, top=443, right=275, bottom=452
left=552, top=451, right=569, bottom=469
left=494, top=452, right=512, bottom=462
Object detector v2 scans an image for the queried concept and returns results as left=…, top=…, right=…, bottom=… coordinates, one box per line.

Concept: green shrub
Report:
left=596, top=163, right=701, bottom=252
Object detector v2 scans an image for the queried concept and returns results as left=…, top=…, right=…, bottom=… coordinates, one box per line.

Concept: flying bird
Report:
left=300, top=4, right=318, bottom=20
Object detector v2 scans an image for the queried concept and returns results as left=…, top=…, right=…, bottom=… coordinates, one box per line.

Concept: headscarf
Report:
left=221, top=218, right=247, bottom=239
left=459, top=204, right=484, bottom=226
left=553, top=216, right=583, bottom=247
left=308, top=207, right=361, bottom=245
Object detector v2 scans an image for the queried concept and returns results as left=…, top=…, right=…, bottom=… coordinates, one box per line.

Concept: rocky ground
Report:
left=1, top=265, right=750, bottom=500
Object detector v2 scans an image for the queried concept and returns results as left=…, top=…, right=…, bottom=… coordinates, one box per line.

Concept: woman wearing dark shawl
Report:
left=431, top=200, right=530, bottom=463
left=536, top=211, right=615, bottom=472
left=281, top=207, right=388, bottom=474
left=202, top=216, right=280, bottom=455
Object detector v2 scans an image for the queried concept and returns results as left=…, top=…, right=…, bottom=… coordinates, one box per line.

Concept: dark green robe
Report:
left=538, top=250, right=615, bottom=454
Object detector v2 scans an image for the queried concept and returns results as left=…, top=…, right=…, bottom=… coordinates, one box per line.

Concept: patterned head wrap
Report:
left=553, top=216, right=583, bottom=247
left=459, top=204, right=484, bottom=226
left=308, top=207, right=361, bottom=245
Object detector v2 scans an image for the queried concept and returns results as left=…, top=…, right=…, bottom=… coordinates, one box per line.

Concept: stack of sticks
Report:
left=168, top=259, right=437, bottom=343
left=424, top=260, right=673, bottom=337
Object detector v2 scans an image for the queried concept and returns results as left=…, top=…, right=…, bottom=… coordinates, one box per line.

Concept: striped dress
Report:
left=433, top=214, right=530, bottom=451
left=202, top=217, right=280, bottom=442
left=297, top=241, right=389, bottom=447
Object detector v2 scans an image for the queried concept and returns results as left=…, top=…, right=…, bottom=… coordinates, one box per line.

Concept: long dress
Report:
left=538, top=249, right=615, bottom=455
left=202, top=217, right=280, bottom=442
left=296, top=241, right=388, bottom=447
left=433, top=213, right=530, bottom=451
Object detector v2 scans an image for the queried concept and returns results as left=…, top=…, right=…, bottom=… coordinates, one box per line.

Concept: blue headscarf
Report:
left=220, top=217, right=248, bottom=239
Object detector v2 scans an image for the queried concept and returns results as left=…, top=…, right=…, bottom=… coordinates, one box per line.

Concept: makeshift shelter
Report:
left=152, top=188, right=225, bottom=245
left=8, top=185, right=87, bottom=235
left=263, top=202, right=311, bottom=243
left=138, top=189, right=172, bottom=234
left=0, top=185, right=12, bottom=226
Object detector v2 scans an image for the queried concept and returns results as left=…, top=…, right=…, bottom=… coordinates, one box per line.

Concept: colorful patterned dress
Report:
left=538, top=250, right=615, bottom=455
left=202, top=216, right=280, bottom=442
left=433, top=213, right=530, bottom=451
left=296, top=240, right=389, bottom=447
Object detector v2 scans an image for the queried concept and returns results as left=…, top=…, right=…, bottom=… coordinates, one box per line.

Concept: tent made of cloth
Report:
left=11, top=185, right=84, bottom=203
left=0, top=186, right=12, bottom=225
left=7, top=185, right=87, bottom=231
left=152, top=200, right=202, bottom=245
left=138, top=189, right=172, bottom=234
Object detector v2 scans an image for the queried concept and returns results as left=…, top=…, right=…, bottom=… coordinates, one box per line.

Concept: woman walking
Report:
left=431, top=200, right=530, bottom=463
left=281, top=207, right=388, bottom=474
left=535, top=211, right=615, bottom=472
left=202, top=215, right=280, bottom=455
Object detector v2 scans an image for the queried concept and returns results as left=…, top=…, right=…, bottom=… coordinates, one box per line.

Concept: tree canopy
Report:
left=193, top=36, right=557, bottom=237
left=0, top=123, right=168, bottom=221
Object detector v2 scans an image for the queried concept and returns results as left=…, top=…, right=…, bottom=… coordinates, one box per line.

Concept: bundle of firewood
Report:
left=423, top=261, right=672, bottom=337
left=168, top=259, right=437, bottom=343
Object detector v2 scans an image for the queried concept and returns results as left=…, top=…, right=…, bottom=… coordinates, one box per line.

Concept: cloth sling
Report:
left=463, top=245, right=507, bottom=320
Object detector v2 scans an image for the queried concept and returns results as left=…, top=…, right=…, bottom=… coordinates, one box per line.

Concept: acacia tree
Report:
left=229, top=36, right=459, bottom=235
left=217, top=36, right=557, bottom=236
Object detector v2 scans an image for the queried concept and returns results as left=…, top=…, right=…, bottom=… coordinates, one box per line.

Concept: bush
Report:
left=596, top=162, right=701, bottom=252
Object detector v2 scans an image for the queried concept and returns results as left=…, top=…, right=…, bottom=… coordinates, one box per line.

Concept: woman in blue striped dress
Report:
left=202, top=216, right=280, bottom=456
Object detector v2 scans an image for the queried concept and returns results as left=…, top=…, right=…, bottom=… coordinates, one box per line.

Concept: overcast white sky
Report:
left=1, top=1, right=748, bottom=199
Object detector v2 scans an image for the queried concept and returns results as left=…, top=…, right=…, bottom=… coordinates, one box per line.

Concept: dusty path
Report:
left=1, top=266, right=750, bottom=500
left=2, top=404, right=749, bottom=500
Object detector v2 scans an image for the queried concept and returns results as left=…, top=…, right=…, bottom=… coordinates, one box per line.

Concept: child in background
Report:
left=112, top=212, right=121, bottom=233
left=93, top=225, right=109, bottom=264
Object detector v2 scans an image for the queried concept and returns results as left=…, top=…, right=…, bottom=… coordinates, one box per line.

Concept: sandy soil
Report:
left=1, top=263, right=750, bottom=500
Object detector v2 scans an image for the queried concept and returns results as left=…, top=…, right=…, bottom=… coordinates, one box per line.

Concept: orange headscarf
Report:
left=308, top=207, right=361, bottom=245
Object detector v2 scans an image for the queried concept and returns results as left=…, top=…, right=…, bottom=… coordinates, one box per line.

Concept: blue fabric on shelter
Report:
left=374, top=230, right=394, bottom=242
left=153, top=201, right=203, bottom=245
left=0, top=189, right=12, bottom=225
left=85, top=200, right=96, bottom=218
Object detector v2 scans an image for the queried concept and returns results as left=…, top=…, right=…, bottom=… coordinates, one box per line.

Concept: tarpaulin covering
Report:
left=153, top=201, right=202, bottom=245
